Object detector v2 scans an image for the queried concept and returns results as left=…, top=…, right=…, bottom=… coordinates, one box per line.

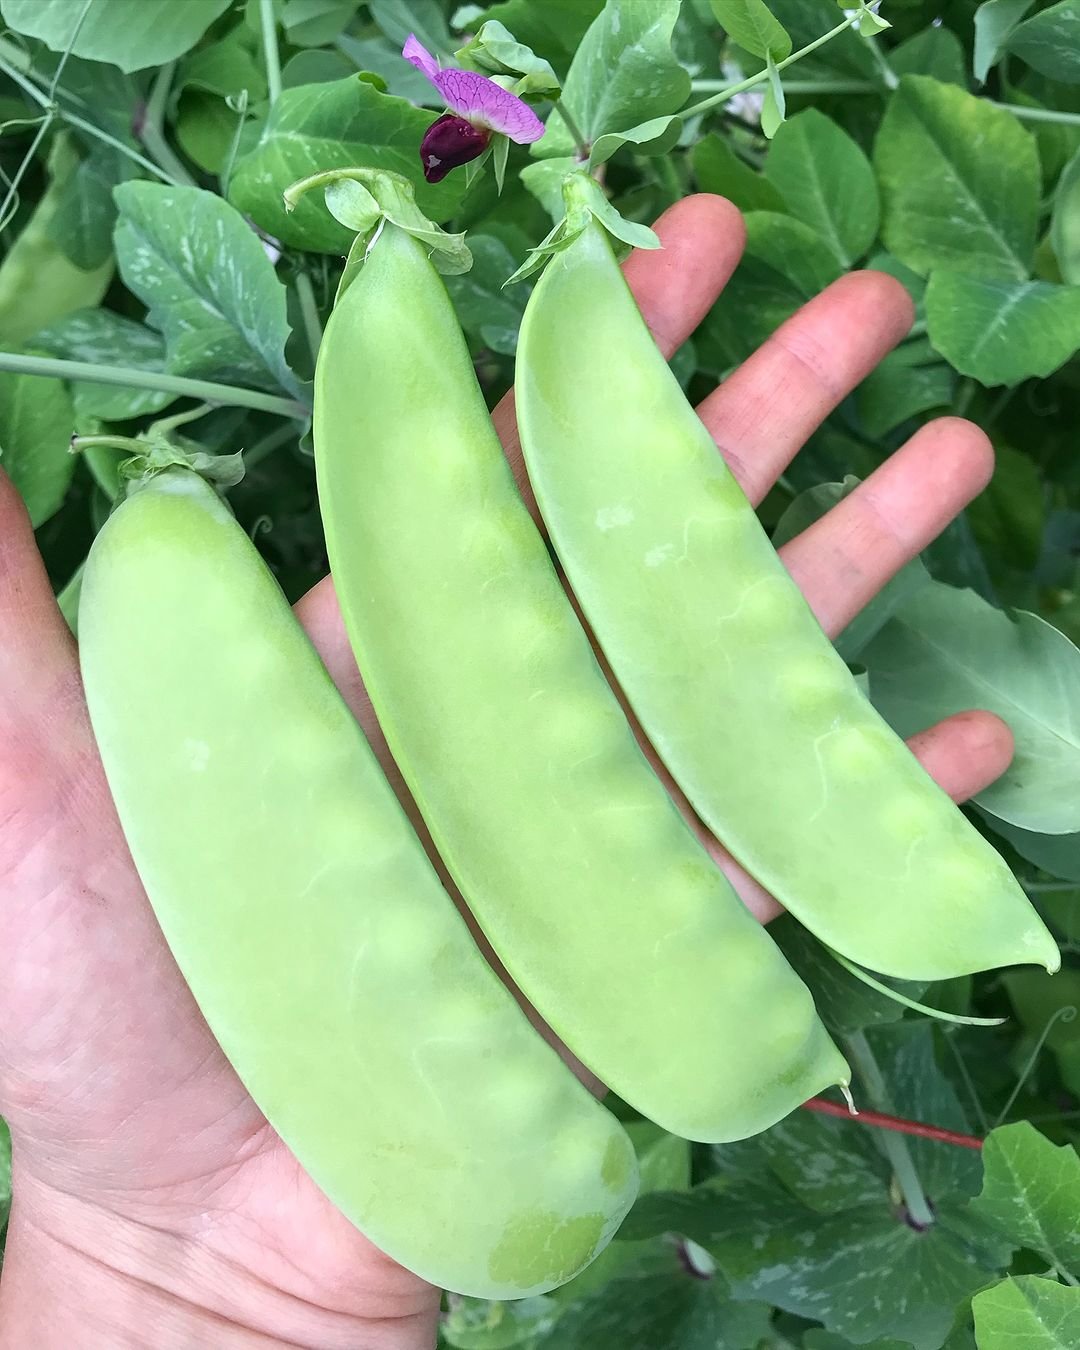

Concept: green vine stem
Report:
left=138, top=62, right=196, bottom=188
left=294, top=271, right=323, bottom=371
left=0, top=42, right=177, bottom=185
left=682, top=15, right=863, bottom=120
left=844, top=1031, right=937, bottom=1229
left=689, top=74, right=1080, bottom=127
left=260, top=0, right=283, bottom=107
left=0, top=351, right=309, bottom=420
left=553, top=99, right=590, bottom=159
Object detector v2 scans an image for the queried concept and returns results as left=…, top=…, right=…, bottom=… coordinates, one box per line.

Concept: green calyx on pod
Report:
left=505, top=170, right=661, bottom=287
left=284, top=167, right=472, bottom=292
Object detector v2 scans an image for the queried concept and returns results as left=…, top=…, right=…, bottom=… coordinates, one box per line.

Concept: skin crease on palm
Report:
left=0, top=194, right=1017, bottom=1349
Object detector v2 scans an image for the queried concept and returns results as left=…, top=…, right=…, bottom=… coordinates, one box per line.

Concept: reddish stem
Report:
left=802, top=1097, right=984, bottom=1151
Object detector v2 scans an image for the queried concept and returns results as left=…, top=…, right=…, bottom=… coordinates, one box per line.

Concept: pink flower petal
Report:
left=402, top=33, right=439, bottom=82
left=434, top=68, right=545, bottom=143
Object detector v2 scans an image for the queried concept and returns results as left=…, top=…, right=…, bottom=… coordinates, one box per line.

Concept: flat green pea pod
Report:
left=78, top=456, right=638, bottom=1299
left=308, top=169, right=849, bottom=1144
left=516, top=175, right=1058, bottom=984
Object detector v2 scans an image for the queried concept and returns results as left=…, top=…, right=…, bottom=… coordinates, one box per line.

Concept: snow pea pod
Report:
left=516, top=207, right=1058, bottom=983
left=78, top=465, right=637, bottom=1299
left=313, top=219, right=849, bottom=1143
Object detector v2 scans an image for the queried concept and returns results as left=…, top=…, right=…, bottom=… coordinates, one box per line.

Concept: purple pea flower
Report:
left=402, top=34, right=545, bottom=183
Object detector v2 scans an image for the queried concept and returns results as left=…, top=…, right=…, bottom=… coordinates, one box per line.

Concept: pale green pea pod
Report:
left=78, top=463, right=638, bottom=1299
left=310, top=175, right=849, bottom=1144
left=515, top=178, right=1059, bottom=984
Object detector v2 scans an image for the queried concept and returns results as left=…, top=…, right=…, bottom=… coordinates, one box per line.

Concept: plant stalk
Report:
left=260, top=0, right=283, bottom=106
left=0, top=351, right=309, bottom=420
left=682, top=15, right=865, bottom=120
left=802, top=1098, right=983, bottom=1151
left=139, top=62, right=196, bottom=188
left=844, top=1032, right=937, bottom=1229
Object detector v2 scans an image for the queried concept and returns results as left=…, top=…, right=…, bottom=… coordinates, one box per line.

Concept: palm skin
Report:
left=0, top=196, right=1013, bottom=1348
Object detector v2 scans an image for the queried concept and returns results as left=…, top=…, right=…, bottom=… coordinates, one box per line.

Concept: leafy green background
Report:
left=3, top=0, right=1080, bottom=1346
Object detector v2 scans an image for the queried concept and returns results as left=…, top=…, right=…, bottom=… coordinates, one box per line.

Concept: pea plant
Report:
left=1, top=0, right=1080, bottom=1346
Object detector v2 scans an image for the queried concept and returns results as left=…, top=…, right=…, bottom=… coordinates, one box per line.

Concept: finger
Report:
left=697, top=271, right=915, bottom=504
left=0, top=470, right=81, bottom=742
left=712, top=710, right=1017, bottom=924
left=494, top=194, right=747, bottom=516
left=780, top=419, right=994, bottom=637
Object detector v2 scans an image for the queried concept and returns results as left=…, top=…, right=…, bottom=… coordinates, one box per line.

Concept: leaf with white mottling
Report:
left=113, top=183, right=301, bottom=399
left=34, top=309, right=173, bottom=422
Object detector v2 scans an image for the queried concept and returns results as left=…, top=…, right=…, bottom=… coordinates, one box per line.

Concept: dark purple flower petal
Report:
left=401, top=34, right=546, bottom=145
left=419, top=113, right=490, bottom=183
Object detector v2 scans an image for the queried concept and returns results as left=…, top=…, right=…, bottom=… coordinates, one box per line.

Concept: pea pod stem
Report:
left=0, top=351, right=310, bottom=421
left=844, top=1032, right=936, bottom=1230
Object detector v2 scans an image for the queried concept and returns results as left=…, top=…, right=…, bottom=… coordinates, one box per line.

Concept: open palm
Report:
left=0, top=195, right=1013, bottom=1347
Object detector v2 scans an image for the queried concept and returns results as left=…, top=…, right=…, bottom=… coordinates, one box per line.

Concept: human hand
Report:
left=0, top=194, right=1011, bottom=1348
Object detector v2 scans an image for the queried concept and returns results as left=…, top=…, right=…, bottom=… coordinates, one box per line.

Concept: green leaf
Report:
left=973, top=1276, right=1080, bottom=1348
left=926, top=272, right=1080, bottom=386
left=862, top=583, right=1080, bottom=834
left=179, top=26, right=267, bottom=99
left=629, top=1175, right=1009, bottom=1350
left=890, top=27, right=967, bottom=87
left=537, top=0, right=691, bottom=158
left=768, top=0, right=877, bottom=80
left=0, top=136, right=113, bottom=347
left=444, top=234, right=528, bottom=354
left=1007, top=2, right=1080, bottom=86
left=536, top=1253, right=772, bottom=1350
left=699, top=213, right=844, bottom=367
left=589, top=115, right=684, bottom=169
left=453, top=0, right=605, bottom=67
left=45, top=145, right=129, bottom=272
left=764, top=109, right=880, bottom=267
left=710, top=0, right=793, bottom=60
left=0, top=0, right=233, bottom=71
left=0, top=363, right=75, bottom=527
left=282, top=0, right=359, bottom=47
left=755, top=1108, right=888, bottom=1215
left=982, top=812, right=1080, bottom=883
left=455, top=20, right=560, bottom=97
left=967, top=444, right=1046, bottom=575
left=761, top=53, right=786, bottom=140
left=443, top=1294, right=559, bottom=1348
left=972, top=1122, right=1080, bottom=1273
left=856, top=352, right=955, bottom=439
left=1053, top=148, right=1080, bottom=285
left=229, top=79, right=466, bottom=253
left=804, top=1334, right=912, bottom=1350
left=874, top=76, right=1040, bottom=281
left=33, top=309, right=173, bottom=423
left=973, top=0, right=1035, bottom=84
left=691, top=132, right=788, bottom=213
left=113, top=182, right=301, bottom=399
left=771, top=915, right=931, bottom=1034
